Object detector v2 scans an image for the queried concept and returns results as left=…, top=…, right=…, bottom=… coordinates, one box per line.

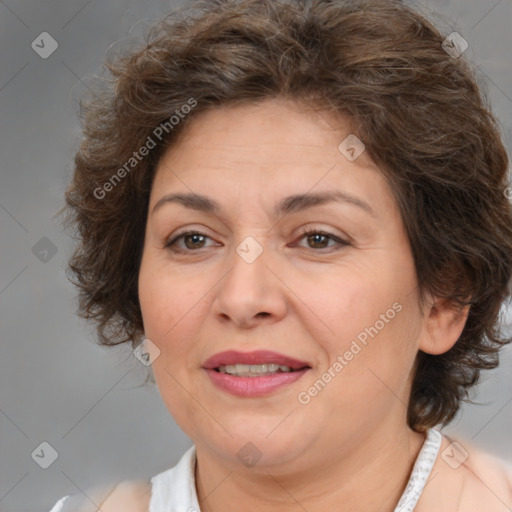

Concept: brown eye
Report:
left=164, top=230, right=215, bottom=251
left=298, top=228, right=349, bottom=250
left=306, top=233, right=330, bottom=249
left=183, top=233, right=207, bottom=249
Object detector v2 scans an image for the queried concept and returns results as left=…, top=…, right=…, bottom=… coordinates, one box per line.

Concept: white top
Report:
left=48, top=428, right=442, bottom=512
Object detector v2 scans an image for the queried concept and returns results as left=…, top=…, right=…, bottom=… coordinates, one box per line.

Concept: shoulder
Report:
left=99, top=479, right=152, bottom=512
left=457, top=442, right=512, bottom=511
left=50, top=479, right=152, bottom=512
left=417, top=432, right=512, bottom=512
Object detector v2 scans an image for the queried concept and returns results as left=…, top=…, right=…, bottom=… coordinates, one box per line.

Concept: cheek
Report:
left=138, top=259, right=209, bottom=434
left=293, top=267, right=400, bottom=351
left=138, top=254, right=231, bottom=405
left=139, top=251, right=202, bottom=333
left=300, top=257, right=421, bottom=375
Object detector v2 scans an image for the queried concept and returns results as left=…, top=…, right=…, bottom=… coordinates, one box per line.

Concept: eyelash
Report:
left=163, top=227, right=350, bottom=252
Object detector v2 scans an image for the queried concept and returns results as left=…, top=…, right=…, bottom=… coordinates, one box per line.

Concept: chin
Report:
left=202, top=424, right=312, bottom=469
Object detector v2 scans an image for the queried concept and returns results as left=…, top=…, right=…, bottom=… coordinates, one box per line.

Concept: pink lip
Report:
left=204, top=368, right=310, bottom=397
left=202, top=350, right=310, bottom=370
left=202, top=350, right=311, bottom=398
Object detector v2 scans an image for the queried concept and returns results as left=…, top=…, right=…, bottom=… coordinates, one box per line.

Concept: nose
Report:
left=212, top=238, right=288, bottom=329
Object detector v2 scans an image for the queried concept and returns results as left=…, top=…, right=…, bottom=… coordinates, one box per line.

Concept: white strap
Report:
left=150, top=445, right=199, bottom=512
left=47, top=495, right=69, bottom=512
left=393, top=429, right=442, bottom=512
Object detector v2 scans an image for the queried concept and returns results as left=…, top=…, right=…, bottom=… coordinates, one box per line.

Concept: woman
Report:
left=49, top=0, right=512, bottom=510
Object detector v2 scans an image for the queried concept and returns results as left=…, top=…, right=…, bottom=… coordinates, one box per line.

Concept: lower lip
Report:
left=204, top=368, right=310, bottom=397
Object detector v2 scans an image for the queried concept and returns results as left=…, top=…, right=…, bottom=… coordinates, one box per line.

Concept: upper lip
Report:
left=202, top=350, right=311, bottom=370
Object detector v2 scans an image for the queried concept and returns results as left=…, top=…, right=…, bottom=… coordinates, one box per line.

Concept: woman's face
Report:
left=138, top=98, right=429, bottom=470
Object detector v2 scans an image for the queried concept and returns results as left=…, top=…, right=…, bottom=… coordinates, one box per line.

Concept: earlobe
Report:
left=418, top=295, right=471, bottom=355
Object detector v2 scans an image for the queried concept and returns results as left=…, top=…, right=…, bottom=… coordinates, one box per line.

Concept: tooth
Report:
left=215, top=363, right=295, bottom=376
left=250, top=364, right=267, bottom=372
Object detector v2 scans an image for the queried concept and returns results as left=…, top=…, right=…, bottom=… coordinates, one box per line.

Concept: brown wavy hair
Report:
left=62, top=0, right=512, bottom=431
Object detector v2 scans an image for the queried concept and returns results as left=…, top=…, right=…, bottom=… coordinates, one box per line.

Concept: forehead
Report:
left=164, top=98, right=366, bottom=158
left=149, top=98, right=396, bottom=219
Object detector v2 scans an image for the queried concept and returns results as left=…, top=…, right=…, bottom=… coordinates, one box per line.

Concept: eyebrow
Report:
left=151, top=190, right=375, bottom=218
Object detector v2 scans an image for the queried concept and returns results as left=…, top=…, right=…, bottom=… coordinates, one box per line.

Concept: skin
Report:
left=138, top=97, right=469, bottom=512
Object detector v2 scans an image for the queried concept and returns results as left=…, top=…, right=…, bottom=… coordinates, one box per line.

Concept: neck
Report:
left=194, top=423, right=426, bottom=512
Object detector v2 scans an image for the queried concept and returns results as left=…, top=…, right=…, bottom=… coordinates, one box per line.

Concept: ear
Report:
left=418, top=293, right=471, bottom=355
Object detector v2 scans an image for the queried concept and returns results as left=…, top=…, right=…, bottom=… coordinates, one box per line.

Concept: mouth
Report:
left=213, top=363, right=310, bottom=377
left=202, top=349, right=311, bottom=374
left=202, top=350, right=311, bottom=397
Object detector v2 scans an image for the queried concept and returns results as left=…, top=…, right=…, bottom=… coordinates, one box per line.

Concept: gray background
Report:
left=0, top=1, right=511, bottom=511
